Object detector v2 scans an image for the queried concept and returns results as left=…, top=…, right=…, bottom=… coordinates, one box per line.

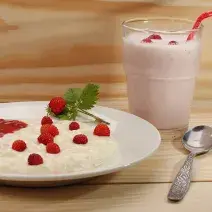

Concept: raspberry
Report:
left=73, top=134, right=88, bottom=144
left=148, top=34, right=162, bottom=40
left=28, top=153, right=43, bottom=165
left=141, top=38, right=152, bottom=43
left=168, top=40, right=178, bottom=45
left=40, top=124, right=59, bottom=137
left=93, top=123, right=110, bottom=136
left=69, top=122, right=80, bottom=131
left=37, top=133, right=54, bottom=145
left=46, top=143, right=60, bottom=154
left=41, top=116, right=53, bottom=125
left=48, top=97, right=66, bottom=115
left=12, top=140, right=27, bottom=152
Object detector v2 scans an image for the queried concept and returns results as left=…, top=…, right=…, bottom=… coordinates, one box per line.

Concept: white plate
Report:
left=0, top=101, right=161, bottom=187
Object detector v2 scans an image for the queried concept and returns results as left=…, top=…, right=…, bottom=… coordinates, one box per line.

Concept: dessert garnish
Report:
left=46, top=84, right=109, bottom=125
left=49, top=97, right=66, bottom=115
left=69, top=121, right=80, bottom=131
left=141, top=38, right=152, bottom=43
left=37, top=133, right=54, bottom=145
left=41, top=116, right=53, bottom=125
left=28, top=153, right=43, bottom=166
left=168, top=41, right=178, bottom=45
left=40, top=124, right=59, bottom=137
left=46, top=143, right=60, bottom=154
left=93, top=123, right=110, bottom=136
left=148, top=34, right=162, bottom=40
left=12, top=140, right=27, bottom=152
left=73, top=134, right=88, bottom=144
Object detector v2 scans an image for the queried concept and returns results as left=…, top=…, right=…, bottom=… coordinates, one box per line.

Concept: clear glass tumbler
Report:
left=122, top=18, right=202, bottom=130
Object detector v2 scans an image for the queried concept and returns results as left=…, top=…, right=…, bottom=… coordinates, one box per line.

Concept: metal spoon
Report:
left=168, top=125, right=212, bottom=202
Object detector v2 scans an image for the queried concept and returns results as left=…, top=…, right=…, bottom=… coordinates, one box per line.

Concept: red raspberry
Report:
left=37, top=133, right=54, bottom=145
left=48, top=97, right=66, bottom=115
left=28, top=153, right=43, bottom=165
left=141, top=38, right=152, bottom=43
left=168, top=40, right=178, bottom=45
left=41, top=116, right=53, bottom=125
left=69, top=121, right=80, bottom=131
left=46, top=143, right=61, bottom=154
left=93, top=123, right=110, bottom=136
left=12, top=140, right=27, bottom=152
left=73, top=134, right=88, bottom=144
left=40, top=124, right=59, bottom=137
left=148, top=34, right=162, bottom=40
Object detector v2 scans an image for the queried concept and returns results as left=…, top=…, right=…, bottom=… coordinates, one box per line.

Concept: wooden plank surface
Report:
left=103, top=0, right=212, bottom=7
left=0, top=1, right=211, bottom=102
left=0, top=183, right=212, bottom=212
left=0, top=66, right=210, bottom=101
left=1, top=3, right=212, bottom=69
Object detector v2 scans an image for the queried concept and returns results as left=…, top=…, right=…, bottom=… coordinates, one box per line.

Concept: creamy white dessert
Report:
left=0, top=120, right=119, bottom=174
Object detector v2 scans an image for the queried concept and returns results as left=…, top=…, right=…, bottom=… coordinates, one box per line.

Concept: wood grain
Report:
left=103, top=0, right=212, bottom=7
left=0, top=2, right=211, bottom=102
left=0, top=183, right=212, bottom=212
left=1, top=3, right=212, bottom=67
left=0, top=65, right=210, bottom=101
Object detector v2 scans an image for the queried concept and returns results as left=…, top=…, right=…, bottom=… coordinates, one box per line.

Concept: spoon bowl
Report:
left=183, top=125, right=212, bottom=154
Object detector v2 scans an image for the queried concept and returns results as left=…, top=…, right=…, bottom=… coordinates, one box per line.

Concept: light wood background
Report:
left=0, top=0, right=212, bottom=106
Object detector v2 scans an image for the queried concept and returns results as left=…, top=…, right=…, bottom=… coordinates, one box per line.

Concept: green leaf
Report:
left=77, top=84, right=99, bottom=110
left=64, top=88, right=82, bottom=104
left=46, top=107, right=55, bottom=117
left=57, top=114, right=70, bottom=120
left=69, top=109, right=78, bottom=120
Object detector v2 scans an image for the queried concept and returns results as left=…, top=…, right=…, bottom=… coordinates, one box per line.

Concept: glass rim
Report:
left=122, top=17, right=203, bottom=34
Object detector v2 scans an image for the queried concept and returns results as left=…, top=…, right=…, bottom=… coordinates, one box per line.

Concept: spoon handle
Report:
left=167, top=152, right=195, bottom=201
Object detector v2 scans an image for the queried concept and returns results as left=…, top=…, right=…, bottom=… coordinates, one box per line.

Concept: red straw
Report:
left=187, top=11, right=212, bottom=41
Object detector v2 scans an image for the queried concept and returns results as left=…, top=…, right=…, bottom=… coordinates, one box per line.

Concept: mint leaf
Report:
left=69, top=109, right=78, bottom=120
left=57, top=114, right=70, bottom=120
left=46, top=107, right=55, bottom=117
left=77, top=84, right=99, bottom=110
left=64, top=88, right=82, bottom=104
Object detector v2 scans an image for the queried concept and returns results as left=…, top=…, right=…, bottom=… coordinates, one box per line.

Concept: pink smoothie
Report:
left=123, top=33, right=201, bottom=129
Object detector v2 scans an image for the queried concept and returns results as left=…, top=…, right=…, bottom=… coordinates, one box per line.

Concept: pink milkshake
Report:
left=122, top=18, right=202, bottom=129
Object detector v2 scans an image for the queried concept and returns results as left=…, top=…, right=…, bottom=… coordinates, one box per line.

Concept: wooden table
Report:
left=0, top=100, right=211, bottom=212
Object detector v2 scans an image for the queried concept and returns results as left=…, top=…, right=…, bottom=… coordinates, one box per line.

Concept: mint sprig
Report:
left=47, top=84, right=109, bottom=125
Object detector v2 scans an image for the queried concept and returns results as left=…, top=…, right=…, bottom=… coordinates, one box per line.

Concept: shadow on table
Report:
left=0, top=179, right=150, bottom=211
left=0, top=183, right=103, bottom=200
